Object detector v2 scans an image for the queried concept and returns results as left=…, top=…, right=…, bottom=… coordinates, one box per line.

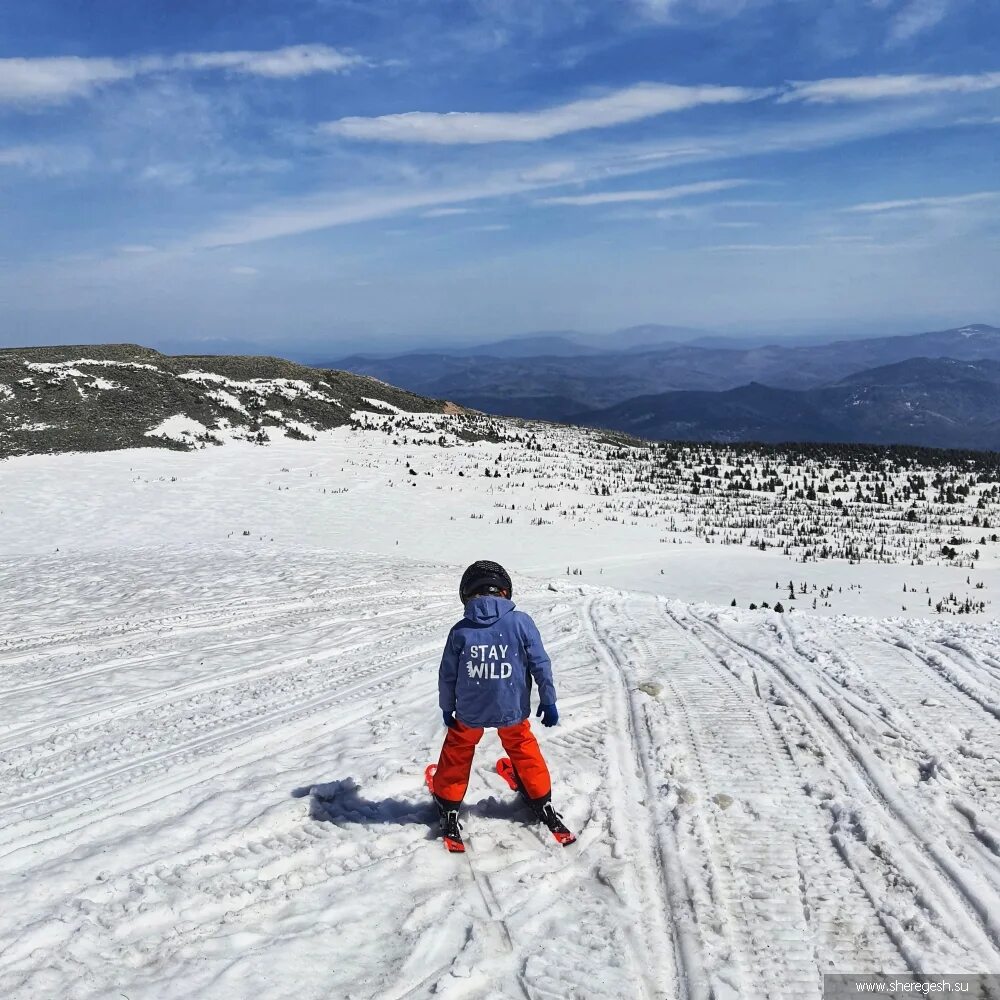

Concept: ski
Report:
left=495, top=757, right=577, bottom=846
left=425, top=764, right=465, bottom=853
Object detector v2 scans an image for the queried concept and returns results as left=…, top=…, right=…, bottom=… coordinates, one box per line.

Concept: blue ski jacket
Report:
left=438, top=596, right=557, bottom=730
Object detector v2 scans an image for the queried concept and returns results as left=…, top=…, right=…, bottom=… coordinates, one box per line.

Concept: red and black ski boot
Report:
left=537, top=802, right=576, bottom=846
left=425, top=764, right=465, bottom=853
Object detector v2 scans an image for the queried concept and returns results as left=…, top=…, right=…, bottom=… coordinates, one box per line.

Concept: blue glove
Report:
left=443, top=710, right=458, bottom=729
left=536, top=703, right=559, bottom=728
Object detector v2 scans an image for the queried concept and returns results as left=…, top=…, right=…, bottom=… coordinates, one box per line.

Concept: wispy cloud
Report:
left=957, top=115, right=1000, bottom=126
left=704, top=242, right=821, bottom=252
left=888, top=0, right=952, bottom=44
left=193, top=181, right=526, bottom=248
left=537, top=178, right=749, bottom=206
left=322, top=70, right=1000, bottom=146
left=844, top=191, right=1000, bottom=212
left=167, top=46, right=363, bottom=78
left=321, top=82, right=771, bottom=144
left=784, top=71, right=1000, bottom=104
left=189, top=102, right=954, bottom=248
left=0, top=45, right=365, bottom=105
left=635, top=0, right=751, bottom=23
left=0, top=143, right=92, bottom=174
left=421, top=207, right=474, bottom=218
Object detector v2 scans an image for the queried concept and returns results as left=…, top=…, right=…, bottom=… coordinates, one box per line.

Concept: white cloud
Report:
left=518, top=161, right=578, bottom=183
left=0, top=143, right=92, bottom=175
left=140, top=163, right=197, bottom=187
left=888, top=0, right=952, bottom=44
left=194, top=182, right=527, bottom=248
left=537, top=178, right=749, bottom=206
left=704, top=243, right=822, bottom=252
left=0, top=45, right=364, bottom=105
left=188, top=103, right=949, bottom=249
left=844, top=191, right=1000, bottom=213
left=635, top=0, right=751, bottom=22
left=193, top=176, right=757, bottom=248
left=0, top=57, right=130, bottom=104
left=635, top=0, right=682, bottom=18
left=322, top=82, right=771, bottom=144
left=0, top=144, right=49, bottom=168
left=784, top=71, right=1000, bottom=104
left=159, top=45, right=365, bottom=79
left=957, top=115, right=1000, bottom=126
left=422, top=207, right=474, bottom=217
left=230, top=265, right=260, bottom=275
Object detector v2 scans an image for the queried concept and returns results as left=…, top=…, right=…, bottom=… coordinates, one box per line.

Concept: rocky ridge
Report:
left=0, top=344, right=460, bottom=460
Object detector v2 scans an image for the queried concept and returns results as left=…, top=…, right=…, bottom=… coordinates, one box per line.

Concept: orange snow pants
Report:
left=433, top=719, right=551, bottom=807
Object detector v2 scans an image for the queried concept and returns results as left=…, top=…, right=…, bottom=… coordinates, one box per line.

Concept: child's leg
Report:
left=433, top=721, right=485, bottom=807
left=497, top=719, right=551, bottom=804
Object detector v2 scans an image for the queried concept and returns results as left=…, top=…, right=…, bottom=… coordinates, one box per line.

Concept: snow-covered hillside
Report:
left=2, top=415, right=1000, bottom=998
left=0, top=344, right=455, bottom=459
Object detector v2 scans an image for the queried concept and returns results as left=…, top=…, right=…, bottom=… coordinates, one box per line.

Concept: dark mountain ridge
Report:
left=571, top=356, right=1000, bottom=449
left=332, top=324, right=1000, bottom=419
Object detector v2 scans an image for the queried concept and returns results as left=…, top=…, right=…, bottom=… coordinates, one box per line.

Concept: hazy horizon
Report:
left=4, top=316, right=999, bottom=361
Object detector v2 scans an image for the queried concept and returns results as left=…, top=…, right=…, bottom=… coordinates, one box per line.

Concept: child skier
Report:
left=429, top=560, right=575, bottom=850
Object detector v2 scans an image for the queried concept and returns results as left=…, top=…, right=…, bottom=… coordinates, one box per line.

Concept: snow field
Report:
left=2, top=423, right=999, bottom=618
left=1, top=548, right=999, bottom=998
left=2, top=424, right=1000, bottom=997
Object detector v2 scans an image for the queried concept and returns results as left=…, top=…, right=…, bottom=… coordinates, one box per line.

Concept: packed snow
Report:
left=1, top=421, right=999, bottom=998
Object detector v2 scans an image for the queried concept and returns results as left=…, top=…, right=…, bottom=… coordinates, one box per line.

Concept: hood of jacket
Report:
left=462, top=595, right=516, bottom=627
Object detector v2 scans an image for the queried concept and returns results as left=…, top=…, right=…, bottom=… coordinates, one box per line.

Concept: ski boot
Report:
left=425, top=764, right=465, bottom=853
left=496, top=758, right=576, bottom=846
left=536, top=801, right=576, bottom=846
left=437, top=803, right=465, bottom=853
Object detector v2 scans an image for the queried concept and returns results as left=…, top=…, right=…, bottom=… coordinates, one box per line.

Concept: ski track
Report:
left=685, top=607, right=1000, bottom=969
left=584, top=596, right=685, bottom=1000
left=590, top=594, right=908, bottom=1000
left=1, top=551, right=999, bottom=998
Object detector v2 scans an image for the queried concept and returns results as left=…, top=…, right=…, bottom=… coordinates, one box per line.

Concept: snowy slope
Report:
left=2, top=418, right=1000, bottom=998
left=2, top=548, right=1000, bottom=999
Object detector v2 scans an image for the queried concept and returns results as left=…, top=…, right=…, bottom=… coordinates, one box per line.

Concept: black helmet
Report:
left=459, top=560, right=512, bottom=603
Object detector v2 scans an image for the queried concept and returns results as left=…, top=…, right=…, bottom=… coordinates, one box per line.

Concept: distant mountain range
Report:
left=329, top=324, right=1000, bottom=448
left=332, top=324, right=1000, bottom=409
left=5, top=327, right=1000, bottom=455
left=571, top=357, right=1000, bottom=449
left=307, top=324, right=713, bottom=362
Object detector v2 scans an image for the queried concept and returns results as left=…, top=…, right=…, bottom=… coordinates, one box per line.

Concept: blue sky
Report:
left=1, top=0, right=998, bottom=355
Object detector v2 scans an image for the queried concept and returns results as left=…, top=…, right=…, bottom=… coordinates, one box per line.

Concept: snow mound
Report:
left=145, top=414, right=211, bottom=442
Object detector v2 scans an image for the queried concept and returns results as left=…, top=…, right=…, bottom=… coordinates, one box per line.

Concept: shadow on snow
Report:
left=291, top=777, right=532, bottom=833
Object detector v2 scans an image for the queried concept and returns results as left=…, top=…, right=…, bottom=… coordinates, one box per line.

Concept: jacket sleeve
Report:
left=438, top=630, right=459, bottom=713
left=518, top=613, right=557, bottom=705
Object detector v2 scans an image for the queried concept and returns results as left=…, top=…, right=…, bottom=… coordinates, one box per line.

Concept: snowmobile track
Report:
left=689, top=607, right=1000, bottom=966
left=661, top=601, right=909, bottom=989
